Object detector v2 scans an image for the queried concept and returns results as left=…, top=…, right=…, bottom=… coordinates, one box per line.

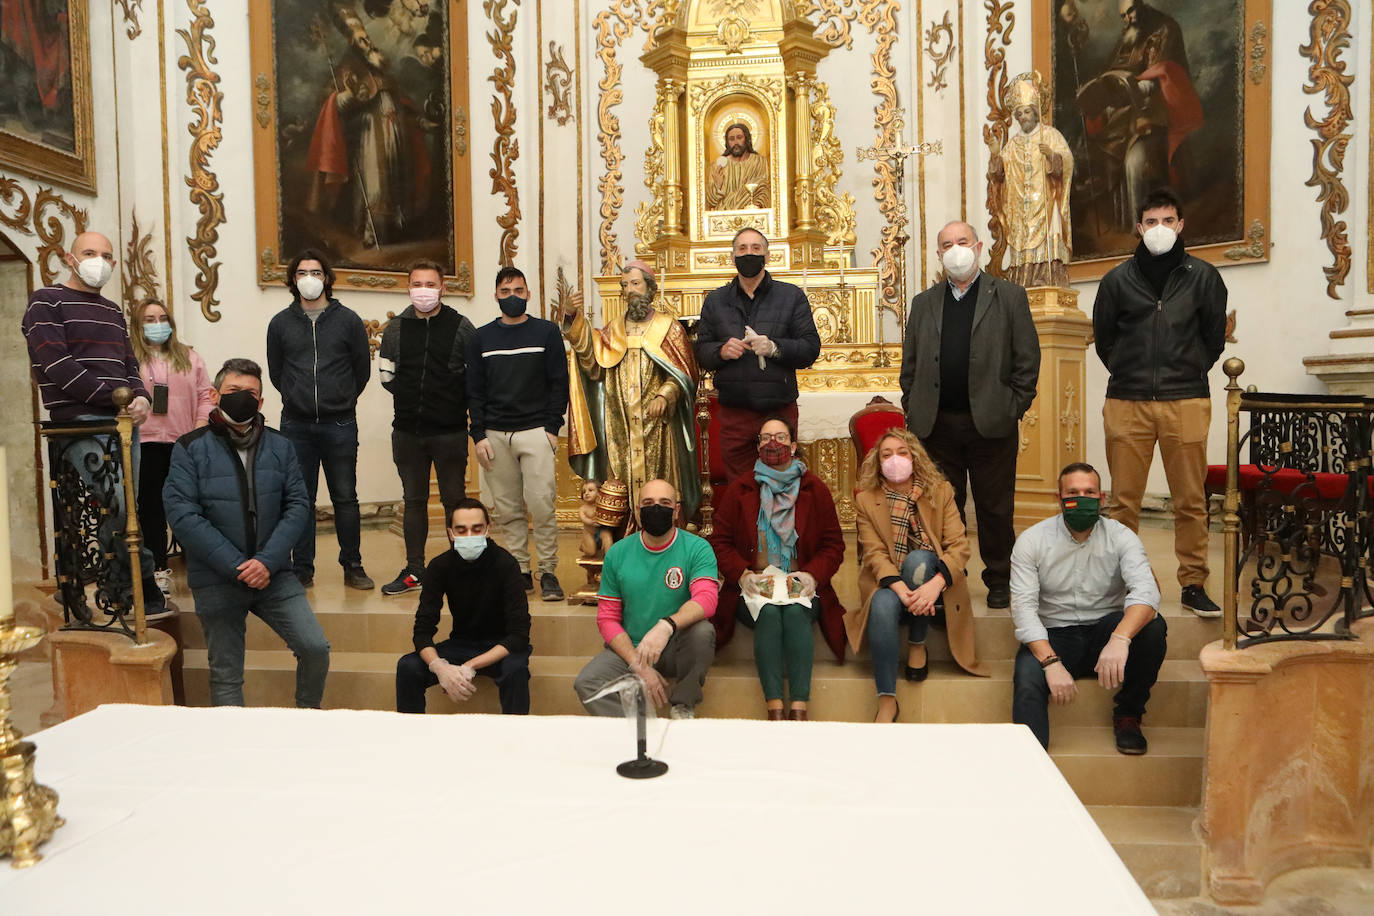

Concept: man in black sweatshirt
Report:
left=467, top=266, right=570, bottom=601
left=377, top=259, right=478, bottom=596
left=266, top=248, right=374, bottom=591
left=395, top=499, right=532, bottom=714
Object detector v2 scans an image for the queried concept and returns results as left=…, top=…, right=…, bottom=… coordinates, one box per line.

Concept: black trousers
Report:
left=395, top=637, right=531, bottom=715
left=1012, top=612, right=1168, bottom=749
left=391, top=429, right=469, bottom=574
left=920, top=410, right=1018, bottom=589
left=136, top=441, right=175, bottom=569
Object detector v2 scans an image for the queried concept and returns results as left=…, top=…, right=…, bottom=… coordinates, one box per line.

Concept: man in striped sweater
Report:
left=22, top=231, right=167, bottom=613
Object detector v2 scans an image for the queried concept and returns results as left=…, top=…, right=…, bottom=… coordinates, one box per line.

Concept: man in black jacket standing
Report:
left=265, top=248, right=374, bottom=591
left=1093, top=188, right=1227, bottom=617
left=900, top=220, right=1041, bottom=608
left=695, top=228, right=821, bottom=479
left=377, top=259, right=478, bottom=596
left=467, top=266, right=569, bottom=601
left=395, top=499, right=532, bottom=714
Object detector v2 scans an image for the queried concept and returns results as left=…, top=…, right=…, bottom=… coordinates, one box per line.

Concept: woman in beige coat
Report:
left=845, top=428, right=988, bottom=722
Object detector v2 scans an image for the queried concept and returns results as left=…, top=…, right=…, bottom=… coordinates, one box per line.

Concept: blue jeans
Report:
left=868, top=549, right=941, bottom=696
left=193, top=575, right=330, bottom=707
left=281, top=416, right=361, bottom=574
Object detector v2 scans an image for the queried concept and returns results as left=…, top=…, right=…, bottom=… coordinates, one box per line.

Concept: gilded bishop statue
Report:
left=561, top=260, right=702, bottom=522
left=988, top=73, right=1074, bottom=288
left=707, top=123, right=771, bottom=210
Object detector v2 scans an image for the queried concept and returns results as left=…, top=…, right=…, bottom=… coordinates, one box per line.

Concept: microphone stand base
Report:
left=616, top=757, right=669, bottom=779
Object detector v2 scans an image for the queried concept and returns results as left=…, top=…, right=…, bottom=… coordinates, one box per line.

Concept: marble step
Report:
left=1087, top=806, right=1202, bottom=899
left=171, top=599, right=1224, bottom=663
left=180, top=651, right=1208, bottom=728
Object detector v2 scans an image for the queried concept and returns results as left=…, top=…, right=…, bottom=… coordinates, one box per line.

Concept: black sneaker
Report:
left=541, top=573, right=564, bottom=601
left=381, top=569, right=421, bottom=596
left=1113, top=716, right=1148, bottom=755
left=521, top=572, right=534, bottom=592
left=344, top=565, right=375, bottom=590
left=296, top=570, right=314, bottom=588
left=986, top=584, right=1010, bottom=608
left=1181, top=584, right=1221, bottom=618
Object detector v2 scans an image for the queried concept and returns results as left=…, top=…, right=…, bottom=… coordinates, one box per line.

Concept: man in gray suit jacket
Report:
left=899, top=220, right=1041, bottom=607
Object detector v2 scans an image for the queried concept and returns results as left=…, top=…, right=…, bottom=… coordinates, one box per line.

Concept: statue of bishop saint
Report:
left=560, top=260, right=702, bottom=523
left=988, top=73, right=1075, bottom=289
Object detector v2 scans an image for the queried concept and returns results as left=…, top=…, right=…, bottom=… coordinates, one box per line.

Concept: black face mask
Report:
left=498, top=294, right=527, bottom=318
left=639, top=503, right=675, bottom=537
left=218, top=390, right=260, bottom=424
left=734, top=254, right=765, bottom=279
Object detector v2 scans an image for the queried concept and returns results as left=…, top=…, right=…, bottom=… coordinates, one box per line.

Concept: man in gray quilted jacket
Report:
left=163, top=358, right=331, bottom=707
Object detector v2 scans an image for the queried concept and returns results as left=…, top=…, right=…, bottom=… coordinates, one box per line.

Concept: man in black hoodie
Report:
left=395, top=499, right=532, bottom=714
left=265, top=248, right=374, bottom=591
left=377, top=259, right=478, bottom=596
left=1092, top=188, right=1227, bottom=617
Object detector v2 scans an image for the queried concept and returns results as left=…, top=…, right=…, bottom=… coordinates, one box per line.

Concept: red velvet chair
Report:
left=848, top=396, right=907, bottom=467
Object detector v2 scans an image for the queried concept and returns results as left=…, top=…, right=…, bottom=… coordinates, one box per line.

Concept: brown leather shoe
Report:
left=787, top=707, right=808, bottom=721
left=766, top=708, right=786, bottom=721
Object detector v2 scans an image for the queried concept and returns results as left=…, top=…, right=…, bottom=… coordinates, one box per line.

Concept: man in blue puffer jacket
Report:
left=164, top=358, right=331, bottom=707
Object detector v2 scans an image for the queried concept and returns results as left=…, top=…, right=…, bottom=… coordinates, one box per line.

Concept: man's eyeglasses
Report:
left=295, top=269, right=325, bottom=278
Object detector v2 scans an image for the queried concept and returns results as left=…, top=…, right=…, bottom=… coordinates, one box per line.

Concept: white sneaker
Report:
left=669, top=704, right=695, bottom=720
left=153, top=569, right=173, bottom=596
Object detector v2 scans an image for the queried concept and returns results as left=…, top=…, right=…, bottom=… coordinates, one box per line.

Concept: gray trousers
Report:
left=574, top=619, right=716, bottom=716
left=484, top=427, right=558, bottom=575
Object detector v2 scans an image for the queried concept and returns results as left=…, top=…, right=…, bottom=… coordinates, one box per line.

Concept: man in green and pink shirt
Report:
left=574, top=479, right=718, bottom=719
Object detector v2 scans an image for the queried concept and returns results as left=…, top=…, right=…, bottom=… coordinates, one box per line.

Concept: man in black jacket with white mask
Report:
left=695, top=228, right=821, bottom=479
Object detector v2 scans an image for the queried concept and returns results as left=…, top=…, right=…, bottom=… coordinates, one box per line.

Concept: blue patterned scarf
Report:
left=754, top=458, right=805, bottom=572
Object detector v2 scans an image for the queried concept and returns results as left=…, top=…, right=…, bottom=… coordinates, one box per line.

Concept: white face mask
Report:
left=296, top=275, right=325, bottom=301
left=941, top=244, right=978, bottom=283
left=409, top=287, right=441, bottom=313
left=1141, top=225, right=1177, bottom=257
left=75, top=256, right=113, bottom=289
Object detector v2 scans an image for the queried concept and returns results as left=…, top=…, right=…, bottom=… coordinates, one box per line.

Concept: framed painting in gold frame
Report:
left=0, top=0, right=96, bottom=193
left=1032, top=0, right=1271, bottom=282
left=248, top=0, right=473, bottom=295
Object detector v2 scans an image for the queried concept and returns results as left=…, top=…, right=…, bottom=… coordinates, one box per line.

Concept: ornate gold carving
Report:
left=259, top=247, right=286, bottom=284
left=363, top=314, right=398, bottom=359
left=857, top=0, right=904, bottom=309
left=1300, top=0, right=1353, bottom=299
left=809, top=81, right=857, bottom=246
left=1018, top=405, right=1039, bottom=455
left=346, top=275, right=400, bottom=289
left=716, top=17, right=752, bottom=53
left=115, top=0, right=145, bottom=40
left=1224, top=220, right=1267, bottom=260
left=983, top=0, right=1015, bottom=276
left=635, top=85, right=669, bottom=254
left=688, top=74, right=785, bottom=116
left=485, top=0, right=521, bottom=265
left=454, top=106, right=469, bottom=157
left=797, top=438, right=856, bottom=526
left=593, top=0, right=642, bottom=275
left=253, top=74, right=272, bottom=128
left=798, top=0, right=859, bottom=49
left=924, top=11, right=956, bottom=93
left=120, top=211, right=162, bottom=314
left=0, top=176, right=89, bottom=285
left=447, top=263, right=474, bottom=296
left=545, top=41, right=575, bottom=125
left=807, top=289, right=854, bottom=344
left=177, top=0, right=226, bottom=323
left=1059, top=380, right=1079, bottom=454
left=1248, top=22, right=1268, bottom=85
left=706, top=212, right=772, bottom=236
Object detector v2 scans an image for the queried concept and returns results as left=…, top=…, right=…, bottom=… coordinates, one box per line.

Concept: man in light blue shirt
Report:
left=1010, top=462, right=1167, bottom=754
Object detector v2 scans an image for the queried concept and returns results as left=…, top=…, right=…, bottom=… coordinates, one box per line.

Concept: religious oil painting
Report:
left=249, top=0, right=474, bottom=293
left=0, top=0, right=96, bottom=192
left=1034, top=0, right=1271, bottom=280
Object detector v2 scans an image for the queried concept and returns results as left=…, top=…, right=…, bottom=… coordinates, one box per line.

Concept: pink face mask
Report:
left=881, top=454, right=913, bottom=484
left=410, top=287, right=441, bottom=313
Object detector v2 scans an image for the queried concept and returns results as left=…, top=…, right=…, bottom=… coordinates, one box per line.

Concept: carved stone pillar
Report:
left=788, top=73, right=814, bottom=232
left=1013, top=287, right=1092, bottom=529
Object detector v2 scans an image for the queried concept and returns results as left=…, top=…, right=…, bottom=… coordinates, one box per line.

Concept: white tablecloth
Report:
left=6, top=705, right=1150, bottom=914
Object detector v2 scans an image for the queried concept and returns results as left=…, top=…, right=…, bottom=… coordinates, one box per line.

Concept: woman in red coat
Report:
left=708, top=415, right=847, bottom=720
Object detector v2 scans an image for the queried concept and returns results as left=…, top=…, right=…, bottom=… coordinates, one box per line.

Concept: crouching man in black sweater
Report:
left=395, top=499, right=533, bottom=714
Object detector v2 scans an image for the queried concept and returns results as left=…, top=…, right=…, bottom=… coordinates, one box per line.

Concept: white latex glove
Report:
left=128, top=395, right=152, bottom=426
left=474, top=438, right=495, bottom=470
left=1045, top=661, right=1078, bottom=706
left=432, top=659, right=476, bottom=702
left=635, top=619, right=673, bottom=668
left=740, top=571, right=769, bottom=597
left=634, top=663, right=669, bottom=708
left=742, top=325, right=773, bottom=366
left=787, top=571, right=817, bottom=599
left=1094, top=637, right=1129, bottom=690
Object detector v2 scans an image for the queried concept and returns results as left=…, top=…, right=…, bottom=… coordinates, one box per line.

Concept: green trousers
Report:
left=737, top=597, right=820, bottom=702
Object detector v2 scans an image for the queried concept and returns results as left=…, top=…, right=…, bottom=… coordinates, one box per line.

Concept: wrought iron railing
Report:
left=39, top=388, right=147, bottom=644
left=1221, top=359, right=1374, bottom=648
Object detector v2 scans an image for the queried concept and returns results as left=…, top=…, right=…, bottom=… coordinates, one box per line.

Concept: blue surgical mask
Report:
left=453, top=535, right=488, bottom=561
left=143, top=322, right=172, bottom=344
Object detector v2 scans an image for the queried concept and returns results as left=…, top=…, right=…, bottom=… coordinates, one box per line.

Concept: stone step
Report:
left=172, top=599, right=1223, bottom=663
left=1052, top=727, right=1204, bottom=808
left=180, top=651, right=1207, bottom=728
left=1087, top=806, right=1201, bottom=899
